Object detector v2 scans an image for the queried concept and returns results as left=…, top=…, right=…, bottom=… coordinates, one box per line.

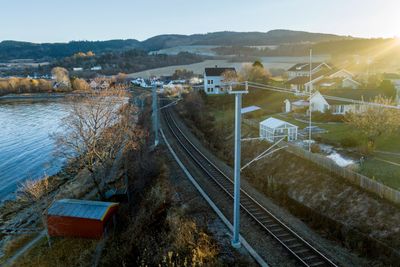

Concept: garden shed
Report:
left=47, top=199, right=119, bottom=239
left=259, top=117, right=298, bottom=142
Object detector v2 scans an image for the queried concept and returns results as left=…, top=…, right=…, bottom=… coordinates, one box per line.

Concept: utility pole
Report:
left=308, top=49, right=313, bottom=152
left=229, top=83, right=248, bottom=248
left=152, top=85, right=159, bottom=146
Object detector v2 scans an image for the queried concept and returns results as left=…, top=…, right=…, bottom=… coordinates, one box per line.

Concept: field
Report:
left=127, top=55, right=330, bottom=79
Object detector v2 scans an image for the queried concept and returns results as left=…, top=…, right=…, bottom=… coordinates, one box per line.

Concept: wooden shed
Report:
left=47, top=199, right=119, bottom=239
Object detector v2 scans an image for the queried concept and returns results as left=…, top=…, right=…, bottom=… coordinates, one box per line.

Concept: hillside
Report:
left=0, top=39, right=141, bottom=61
left=142, top=30, right=350, bottom=51
left=0, top=30, right=351, bottom=61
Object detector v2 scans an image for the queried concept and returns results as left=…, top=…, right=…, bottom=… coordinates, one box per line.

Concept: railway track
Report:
left=162, top=107, right=339, bottom=267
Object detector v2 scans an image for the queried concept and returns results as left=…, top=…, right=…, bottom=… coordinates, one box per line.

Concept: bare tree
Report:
left=345, top=95, right=400, bottom=153
left=51, top=67, right=71, bottom=89
left=239, top=62, right=270, bottom=84
left=54, top=90, right=143, bottom=198
left=18, top=176, right=52, bottom=247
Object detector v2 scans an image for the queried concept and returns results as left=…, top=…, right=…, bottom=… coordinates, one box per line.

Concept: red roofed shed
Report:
left=47, top=199, right=119, bottom=239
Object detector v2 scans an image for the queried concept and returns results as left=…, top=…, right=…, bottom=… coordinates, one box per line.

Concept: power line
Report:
left=245, top=81, right=400, bottom=110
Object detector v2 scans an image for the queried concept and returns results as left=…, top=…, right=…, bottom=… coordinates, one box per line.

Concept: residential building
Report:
left=286, top=62, right=360, bottom=92
left=204, top=66, right=236, bottom=94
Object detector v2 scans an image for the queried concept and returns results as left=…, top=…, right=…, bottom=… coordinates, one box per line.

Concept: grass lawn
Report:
left=359, top=158, right=400, bottom=190
left=204, top=93, right=400, bottom=191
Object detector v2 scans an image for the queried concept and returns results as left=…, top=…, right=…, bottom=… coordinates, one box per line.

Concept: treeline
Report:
left=213, top=38, right=400, bottom=59
left=0, top=40, right=141, bottom=61
left=0, top=77, right=53, bottom=96
left=50, top=49, right=205, bottom=76
left=0, top=67, right=94, bottom=96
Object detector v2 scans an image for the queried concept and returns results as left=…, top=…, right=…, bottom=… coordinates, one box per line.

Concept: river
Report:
left=0, top=98, right=69, bottom=202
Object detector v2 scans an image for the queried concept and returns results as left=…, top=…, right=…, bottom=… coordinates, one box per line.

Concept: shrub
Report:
left=340, top=136, right=360, bottom=148
left=310, top=143, right=321, bottom=153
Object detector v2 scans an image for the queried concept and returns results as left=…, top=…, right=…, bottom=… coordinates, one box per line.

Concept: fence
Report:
left=243, top=118, right=400, bottom=206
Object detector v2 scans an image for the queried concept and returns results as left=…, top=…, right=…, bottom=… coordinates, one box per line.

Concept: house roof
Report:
left=241, top=105, right=261, bottom=114
left=48, top=199, right=118, bottom=221
left=260, top=117, right=297, bottom=129
left=205, top=67, right=236, bottom=76
left=287, top=62, right=332, bottom=72
left=342, top=77, right=361, bottom=86
left=328, top=69, right=354, bottom=78
left=286, top=76, right=310, bottom=85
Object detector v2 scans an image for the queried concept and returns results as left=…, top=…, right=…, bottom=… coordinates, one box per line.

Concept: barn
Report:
left=47, top=199, right=119, bottom=239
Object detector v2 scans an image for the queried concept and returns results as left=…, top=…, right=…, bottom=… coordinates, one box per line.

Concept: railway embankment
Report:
left=173, top=99, right=400, bottom=266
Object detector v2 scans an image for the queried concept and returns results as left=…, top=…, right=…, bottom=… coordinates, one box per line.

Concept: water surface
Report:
left=0, top=98, right=69, bottom=201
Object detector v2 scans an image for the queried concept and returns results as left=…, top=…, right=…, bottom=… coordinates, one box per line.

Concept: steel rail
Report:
left=162, top=107, right=339, bottom=267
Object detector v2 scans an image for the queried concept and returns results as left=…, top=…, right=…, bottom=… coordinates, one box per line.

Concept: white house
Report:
left=309, top=91, right=367, bottom=115
left=204, top=67, right=236, bottom=94
left=286, top=65, right=361, bottom=92
left=260, top=117, right=298, bottom=142
left=309, top=91, right=330, bottom=113
left=73, top=67, right=83, bottom=71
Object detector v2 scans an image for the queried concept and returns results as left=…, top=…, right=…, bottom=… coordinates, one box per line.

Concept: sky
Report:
left=0, top=0, right=399, bottom=43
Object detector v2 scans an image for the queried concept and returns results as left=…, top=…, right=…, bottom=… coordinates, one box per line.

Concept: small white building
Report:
left=90, top=66, right=102, bottom=71
left=203, top=67, right=236, bottom=94
left=73, top=67, right=83, bottom=71
left=260, top=117, right=298, bottom=142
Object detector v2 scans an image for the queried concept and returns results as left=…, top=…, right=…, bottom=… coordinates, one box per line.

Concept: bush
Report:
left=312, top=111, right=344, bottom=122
left=340, top=136, right=360, bottom=148
left=310, top=143, right=321, bottom=153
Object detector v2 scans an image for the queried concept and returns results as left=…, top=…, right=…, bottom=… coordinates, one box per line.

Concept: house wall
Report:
left=310, top=93, right=330, bottom=113
left=47, top=206, right=118, bottom=239
left=284, top=100, right=291, bottom=113
left=288, top=71, right=309, bottom=79
left=342, top=79, right=360, bottom=89
left=331, top=104, right=367, bottom=114
left=305, top=76, right=324, bottom=92
left=47, top=216, right=104, bottom=239
left=204, top=75, right=226, bottom=94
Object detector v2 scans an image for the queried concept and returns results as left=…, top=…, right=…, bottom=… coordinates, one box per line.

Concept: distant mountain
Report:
left=142, top=30, right=352, bottom=51
left=0, top=30, right=353, bottom=60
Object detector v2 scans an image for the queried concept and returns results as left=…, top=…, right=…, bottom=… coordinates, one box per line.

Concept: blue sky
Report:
left=1, top=0, right=399, bottom=42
